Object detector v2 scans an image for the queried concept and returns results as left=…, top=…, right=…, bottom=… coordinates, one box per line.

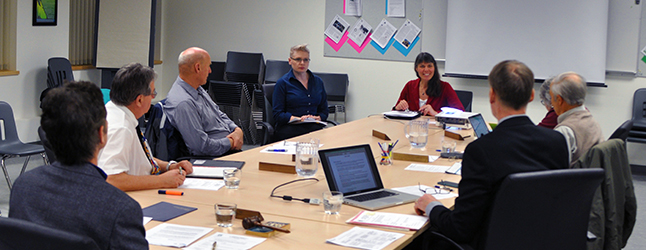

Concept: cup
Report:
left=323, top=191, right=343, bottom=215
left=223, top=169, right=241, bottom=189
left=441, top=139, right=457, bottom=153
left=404, top=120, right=429, bottom=148
left=295, top=138, right=319, bottom=177
left=215, top=203, right=237, bottom=227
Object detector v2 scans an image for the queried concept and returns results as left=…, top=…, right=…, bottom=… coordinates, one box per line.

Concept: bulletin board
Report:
left=324, top=0, right=423, bottom=62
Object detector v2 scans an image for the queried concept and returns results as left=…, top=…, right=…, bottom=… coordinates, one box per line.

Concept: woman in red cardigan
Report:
left=394, top=52, right=464, bottom=115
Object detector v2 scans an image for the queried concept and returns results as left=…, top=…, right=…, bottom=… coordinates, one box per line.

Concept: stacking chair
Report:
left=225, top=51, right=265, bottom=84
left=430, top=168, right=604, bottom=250
left=455, top=90, right=473, bottom=112
left=609, top=120, right=633, bottom=141
left=37, top=127, right=55, bottom=164
left=264, top=60, right=291, bottom=84
left=0, top=101, right=47, bottom=190
left=0, top=217, right=99, bottom=250
left=210, top=81, right=258, bottom=145
left=47, top=57, right=74, bottom=89
left=204, top=61, right=226, bottom=97
left=314, top=72, right=349, bottom=123
left=627, top=88, right=646, bottom=143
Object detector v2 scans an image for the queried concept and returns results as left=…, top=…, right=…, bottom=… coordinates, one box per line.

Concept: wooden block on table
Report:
left=259, top=162, right=296, bottom=174
left=372, top=129, right=391, bottom=140
left=444, top=130, right=465, bottom=140
left=392, top=152, right=429, bottom=163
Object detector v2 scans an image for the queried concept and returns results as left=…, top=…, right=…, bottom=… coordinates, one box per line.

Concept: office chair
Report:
left=0, top=217, right=100, bottom=250
left=210, top=81, right=259, bottom=145
left=257, top=84, right=276, bottom=145
left=455, top=90, right=473, bottom=112
left=0, top=101, right=47, bottom=190
left=314, top=72, right=349, bottom=123
left=37, top=127, right=55, bottom=164
left=573, top=139, right=637, bottom=250
left=264, top=60, right=291, bottom=84
left=47, top=57, right=74, bottom=89
left=225, top=51, right=265, bottom=84
left=431, top=168, right=604, bottom=250
left=628, top=88, right=646, bottom=143
left=609, top=120, right=633, bottom=141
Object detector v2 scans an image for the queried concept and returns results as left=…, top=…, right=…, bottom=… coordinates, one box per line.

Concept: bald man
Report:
left=165, top=47, right=244, bottom=157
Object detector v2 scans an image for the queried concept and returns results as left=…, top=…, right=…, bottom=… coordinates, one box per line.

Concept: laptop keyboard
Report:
left=347, top=190, right=397, bottom=202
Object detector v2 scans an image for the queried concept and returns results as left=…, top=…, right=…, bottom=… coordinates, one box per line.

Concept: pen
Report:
left=158, top=190, right=183, bottom=196
left=179, top=166, right=184, bottom=175
left=268, top=149, right=286, bottom=152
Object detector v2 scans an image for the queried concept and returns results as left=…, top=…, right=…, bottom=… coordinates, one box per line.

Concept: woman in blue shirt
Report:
left=272, top=44, right=329, bottom=141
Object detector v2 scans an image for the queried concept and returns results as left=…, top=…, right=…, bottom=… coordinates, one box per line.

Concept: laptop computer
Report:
left=468, top=113, right=491, bottom=138
left=319, top=144, right=419, bottom=211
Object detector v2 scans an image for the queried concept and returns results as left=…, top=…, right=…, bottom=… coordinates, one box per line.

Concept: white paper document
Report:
left=344, top=0, right=362, bottom=16
left=178, top=178, right=226, bottom=191
left=446, top=162, right=462, bottom=175
left=387, top=0, right=406, bottom=17
left=327, top=226, right=404, bottom=250
left=325, top=15, right=350, bottom=43
left=391, top=185, right=458, bottom=200
left=143, top=216, right=152, bottom=225
left=370, top=19, right=397, bottom=49
left=405, top=164, right=450, bottom=173
left=394, top=19, right=420, bottom=49
left=347, top=211, right=428, bottom=231
left=146, top=223, right=212, bottom=248
left=186, top=167, right=236, bottom=179
left=183, top=232, right=266, bottom=250
left=261, top=141, right=324, bottom=155
left=348, top=18, right=372, bottom=45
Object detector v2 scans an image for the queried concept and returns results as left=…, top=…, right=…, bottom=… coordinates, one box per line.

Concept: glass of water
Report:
left=323, top=191, right=343, bottom=215
left=215, top=203, right=237, bottom=227
left=223, top=169, right=241, bottom=189
left=405, top=120, right=429, bottom=148
left=295, top=138, right=319, bottom=177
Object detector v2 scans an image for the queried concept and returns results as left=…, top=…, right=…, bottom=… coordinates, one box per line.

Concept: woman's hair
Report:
left=414, top=52, right=442, bottom=97
left=539, top=76, right=555, bottom=107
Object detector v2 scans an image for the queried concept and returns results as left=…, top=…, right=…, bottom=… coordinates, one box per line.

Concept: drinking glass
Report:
left=215, top=203, right=237, bottom=227
left=223, top=169, right=241, bottom=189
left=295, top=138, right=319, bottom=177
left=323, top=191, right=343, bottom=214
left=405, top=120, right=429, bottom=148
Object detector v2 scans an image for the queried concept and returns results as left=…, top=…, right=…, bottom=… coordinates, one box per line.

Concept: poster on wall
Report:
left=33, top=0, right=57, bottom=26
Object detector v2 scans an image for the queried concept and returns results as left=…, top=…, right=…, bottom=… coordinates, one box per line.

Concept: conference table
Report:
left=129, top=115, right=476, bottom=249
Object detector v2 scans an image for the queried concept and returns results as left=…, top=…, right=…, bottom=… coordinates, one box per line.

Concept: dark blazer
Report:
left=429, top=116, right=569, bottom=249
left=9, top=162, right=148, bottom=250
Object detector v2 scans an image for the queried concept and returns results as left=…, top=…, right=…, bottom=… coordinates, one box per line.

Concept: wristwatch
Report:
left=167, top=160, right=177, bottom=172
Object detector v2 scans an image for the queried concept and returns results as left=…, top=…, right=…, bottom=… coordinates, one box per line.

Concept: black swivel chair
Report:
left=210, top=81, right=258, bottom=145
left=314, top=72, right=349, bottom=123
left=0, top=217, right=99, bottom=250
left=627, top=88, right=646, bottom=143
left=225, top=51, right=265, bottom=84
left=264, top=60, right=291, bottom=84
left=455, top=90, right=473, bottom=112
left=609, top=120, right=633, bottom=141
left=431, top=168, right=604, bottom=250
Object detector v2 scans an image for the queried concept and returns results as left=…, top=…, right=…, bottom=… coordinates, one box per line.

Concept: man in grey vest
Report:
left=551, top=72, right=604, bottom=163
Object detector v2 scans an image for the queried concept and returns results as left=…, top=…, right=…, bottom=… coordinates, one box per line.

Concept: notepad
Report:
left=346, top=211, right=428, bottom=231
left=142, top=202, right=197, bottom=222
left=186, top=160, right=245, bottom=179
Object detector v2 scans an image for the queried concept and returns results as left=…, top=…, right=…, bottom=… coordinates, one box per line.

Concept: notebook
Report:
left=186, top=159, right=245, bottom=179
left=468, top=113, right=491, bottom=139
left=319, top=144, right=419, bottom=211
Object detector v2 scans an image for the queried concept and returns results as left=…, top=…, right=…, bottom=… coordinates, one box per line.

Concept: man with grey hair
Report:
left=550, top=72, right=604, bottom=163
left=98, top=63, right=193, bottom=191
left=165, top=47, right=244, bottom=156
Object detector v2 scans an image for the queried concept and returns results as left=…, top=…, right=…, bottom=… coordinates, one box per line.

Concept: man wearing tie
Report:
left=98, top=63, right=193, bottom=191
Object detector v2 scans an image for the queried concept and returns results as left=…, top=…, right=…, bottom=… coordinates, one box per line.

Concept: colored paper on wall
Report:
left=370, top=37, right=395, bottom=55
left=325, top=32, right=349, bottom=52
left=393, top=36, right=419, bottom=56
left=348, top=32, right=372, bottom=53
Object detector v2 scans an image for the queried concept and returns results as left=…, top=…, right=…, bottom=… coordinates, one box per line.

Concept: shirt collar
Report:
left=557, top=105, right=586, bottom=123
left=287, top=69, right=312, bottom=81
left=177, top=76, right=200, bottom=99
left=109, top=101, right=138, bottom=128
left=498, top=114, right=528, bottom=124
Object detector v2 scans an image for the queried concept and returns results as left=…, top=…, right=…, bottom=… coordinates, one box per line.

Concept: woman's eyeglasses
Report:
left=290, top=57, right=310, bottom=63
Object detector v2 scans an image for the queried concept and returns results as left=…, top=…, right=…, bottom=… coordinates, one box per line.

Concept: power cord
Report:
left=270, top=178, right=321, bottom=205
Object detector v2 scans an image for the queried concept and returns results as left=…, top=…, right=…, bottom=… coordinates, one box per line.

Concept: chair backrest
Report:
left=37, top=126, right=56, bottom=163
left=455, top=90, right=473, bottom=112
left=47, top=57, right=74, bottom=89
left=210, top=81, right=258, bottom=144
left=0, top=101, right=21, bottom=145
left=0, top=217, right=100, bottom=250
left=144, top=100, right=189, bottom=161
left=204, top=61, right=226, bottom=95
left=225, top=51, right=265, bottom=84
left=264, top=60, right=291, bottom=84
left=314, top=72, right=349, bottom=102
left=609, top=120, right=633, bottom=141
left=263, top=83, right=276, bottom=106
left=484, top=168, right=604, bottom=250
left=631, top=88, right=646, bottom=126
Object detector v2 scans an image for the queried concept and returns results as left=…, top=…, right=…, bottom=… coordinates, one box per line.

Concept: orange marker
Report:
left=158, top=190, right=183, bottom=196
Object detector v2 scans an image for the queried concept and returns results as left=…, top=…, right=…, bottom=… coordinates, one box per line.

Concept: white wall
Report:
left=160, top=0, right=644, bottom=138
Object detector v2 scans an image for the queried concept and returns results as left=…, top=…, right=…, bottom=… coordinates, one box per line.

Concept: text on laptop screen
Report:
left=324, top=147, right=379, bottom=194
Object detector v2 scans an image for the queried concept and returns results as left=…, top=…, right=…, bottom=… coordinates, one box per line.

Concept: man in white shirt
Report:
left=98, top=63, right=193, bottom=191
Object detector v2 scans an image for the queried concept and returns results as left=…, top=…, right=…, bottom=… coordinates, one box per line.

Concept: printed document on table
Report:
left=327, top=226, right=404, bottom=250
left=325, top=15, right=350, bottom=43
left=405, top=163, right=450, bottom=173
left=344, top=0, right=362, bottom=16
left=394, top=20, right=420, bottom=49
left=261, top=141, right=324, bottom=155
left=178, top=178, right=225, bottom=191
left=186, top=167, right=236, bottom=179
left=370, top=19, right=397, bottom=49
left=391, top=185, right=458, bottom=200
left=143, top=216, right=152, bottom=225
left=347, top=211, right=428, bottom=231
left=183, top=232, right=266, bottom=250
left=146, top=223, right=212, bottom=248
left=348, top=18, right=372, bottom=45
left=387, top=0, right=406, bottom=17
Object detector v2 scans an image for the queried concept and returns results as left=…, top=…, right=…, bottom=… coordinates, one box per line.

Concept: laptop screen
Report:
left=319, top=145, right=384, bottom=195
left=469, top=114, right=490, bottom=138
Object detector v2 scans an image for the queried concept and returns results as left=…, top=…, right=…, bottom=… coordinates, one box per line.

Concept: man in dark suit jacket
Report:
left=9, top=81, right=148, bottom=250
left=413, top=60, right=569, bottom=249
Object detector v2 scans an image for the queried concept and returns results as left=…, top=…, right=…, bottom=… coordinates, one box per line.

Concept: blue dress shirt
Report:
left=272, top=69, right=329, bottom=127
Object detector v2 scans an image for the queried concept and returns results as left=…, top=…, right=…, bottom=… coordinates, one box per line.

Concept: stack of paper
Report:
left=346, top=211, right=428, bottom=231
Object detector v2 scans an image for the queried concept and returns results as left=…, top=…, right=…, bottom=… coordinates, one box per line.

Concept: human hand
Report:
left=419, top=105, right=438, bottom=116
left=395, top=100, right=409, bottom=111
left=227, top=128, right=244, bottom=150
left=169, top=160, right=193, bottom=174
left=414, top=194, right=439, bottom=216
left=159, top=169, right=186, bottom=188
left=300, top=115, right=320, bottom=121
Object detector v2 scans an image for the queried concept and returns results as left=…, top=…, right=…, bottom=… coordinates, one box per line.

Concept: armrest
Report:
left=324, top=120, right=339, bottom=126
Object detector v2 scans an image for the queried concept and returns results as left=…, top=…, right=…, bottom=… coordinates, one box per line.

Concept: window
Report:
left=0, top=0, right=17, bottom=73
left=69, top=0, right=96, bottom=66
